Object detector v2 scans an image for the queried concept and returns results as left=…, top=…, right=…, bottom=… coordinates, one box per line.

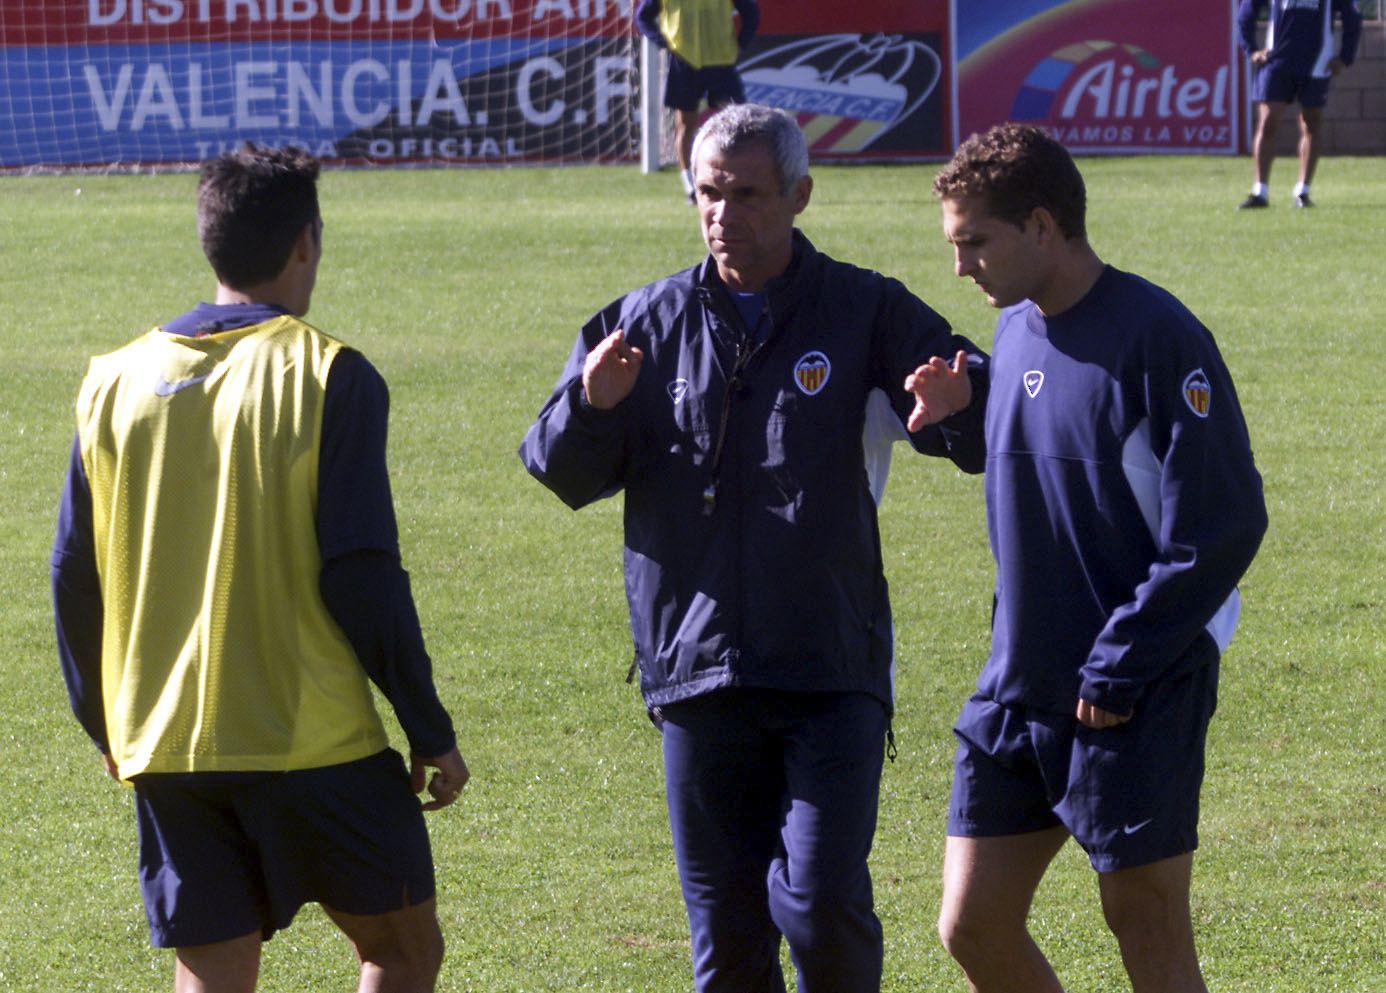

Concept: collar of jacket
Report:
left=694, top=228, right=814, bottom=332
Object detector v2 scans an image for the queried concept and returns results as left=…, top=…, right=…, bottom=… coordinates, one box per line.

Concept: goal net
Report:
left=0, top=0, right=643, bottom=172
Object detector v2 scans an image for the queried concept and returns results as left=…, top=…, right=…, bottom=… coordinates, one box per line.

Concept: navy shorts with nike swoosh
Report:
left=947, top=652, right=1219, bottom=872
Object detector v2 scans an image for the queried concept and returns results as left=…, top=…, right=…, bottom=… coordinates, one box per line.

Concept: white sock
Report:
left=1292, top=181, right=1309, bottom=197
left=1251, top=182, right=1268, bottom=197
left=680, top=168, right=694, bottom=195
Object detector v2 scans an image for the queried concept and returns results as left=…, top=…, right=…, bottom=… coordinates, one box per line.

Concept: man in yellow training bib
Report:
left=52, top=144, right=470, bottom=993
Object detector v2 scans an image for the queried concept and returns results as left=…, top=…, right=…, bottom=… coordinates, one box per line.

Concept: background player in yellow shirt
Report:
left=636, top=0, right=760, bottom=202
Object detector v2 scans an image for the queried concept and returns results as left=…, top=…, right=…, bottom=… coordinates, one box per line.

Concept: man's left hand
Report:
left=905, top=350, right=972, bottom=431
left=414, top=747, right=471, bottom=812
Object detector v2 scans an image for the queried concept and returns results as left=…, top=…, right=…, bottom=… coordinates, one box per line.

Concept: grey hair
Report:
left=691, top=103, right=809, bottom=195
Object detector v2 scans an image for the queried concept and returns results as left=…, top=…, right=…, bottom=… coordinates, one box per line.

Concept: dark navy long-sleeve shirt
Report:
left=1238, top=0, right=1363, bottom=76
left=980, top=267, right=1267, bottom=717
left=52, top=303, right=456, bottom=761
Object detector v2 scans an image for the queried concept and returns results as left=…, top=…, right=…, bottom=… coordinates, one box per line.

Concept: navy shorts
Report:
left=132, top=749, right=435, bottom=948
left=948, top=654, right=1219, bottom=872
left=664, top=53, right=745, bottom=112
left=1253, top=63, right=1331, bottom=108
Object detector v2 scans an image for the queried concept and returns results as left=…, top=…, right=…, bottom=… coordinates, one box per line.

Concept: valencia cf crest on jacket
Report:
left=1182, top=368, right=1211, bottom=418
left=794, top=351, right=831, bottom=395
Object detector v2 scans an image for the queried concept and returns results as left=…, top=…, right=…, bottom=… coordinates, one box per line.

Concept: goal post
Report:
left=638, top=33, right=661, bottom=173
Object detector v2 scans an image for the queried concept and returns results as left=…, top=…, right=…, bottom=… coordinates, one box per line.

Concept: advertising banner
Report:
left=746, top=0, right=951, bottom=161
left=954, top=0, right=1238, bottom=154
left=0, top=0, right=1242, bottom=170
left=0, top=0, right=639, bottom=169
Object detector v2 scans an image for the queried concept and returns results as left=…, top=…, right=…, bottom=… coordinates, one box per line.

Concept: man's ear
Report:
left=295, top=218, right=320, bottom=262
left=1027, top=206, right=1062, bottom=245
left=792, top=174, right=813, bottom=216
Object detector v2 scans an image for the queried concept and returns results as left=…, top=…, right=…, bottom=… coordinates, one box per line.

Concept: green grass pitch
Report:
left=1, top=155, right=1382, bottom=991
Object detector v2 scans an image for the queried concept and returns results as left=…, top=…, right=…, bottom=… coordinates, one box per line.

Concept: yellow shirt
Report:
left=76, top=316, right=388, bottom=779
left=660, top=0, right=741, bottom=69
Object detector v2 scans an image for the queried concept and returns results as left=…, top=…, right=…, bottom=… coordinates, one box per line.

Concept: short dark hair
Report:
left=932, top=124, right=1087, bottom=239
left=197, top=144, right=321, bottom=289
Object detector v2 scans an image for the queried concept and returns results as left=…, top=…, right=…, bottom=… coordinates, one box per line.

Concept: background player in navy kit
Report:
left=1237, top=0, right=1362, bottom=209
left=930, top=124, right=1267, bottom=993
left=53, top=144, right=469, bottom=993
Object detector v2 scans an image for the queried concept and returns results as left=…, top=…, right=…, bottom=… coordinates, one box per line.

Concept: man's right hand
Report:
left=1250, top=48, right=1269, bottom=66
left=582, top=328, right=644, bottom=410
left=1076, top=699, right=1132, bottom=730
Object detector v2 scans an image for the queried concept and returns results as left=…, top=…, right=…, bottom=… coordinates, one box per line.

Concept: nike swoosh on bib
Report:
left=153, top=373, right=211, bottom=397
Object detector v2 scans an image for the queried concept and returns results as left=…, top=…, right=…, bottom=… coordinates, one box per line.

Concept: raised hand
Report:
left=582, top=328, right=645, bottom=410
left=904, top=349, right=972, bottom=432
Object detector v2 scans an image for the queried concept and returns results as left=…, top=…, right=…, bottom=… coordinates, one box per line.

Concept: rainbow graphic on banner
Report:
left=1010, top=40, right=1160, bottom=120
left=955, top=0, right=1238, bottom=154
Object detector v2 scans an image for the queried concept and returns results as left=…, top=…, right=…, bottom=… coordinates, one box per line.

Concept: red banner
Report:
left=0, top=0, right=629, bottom=44
left=761, top=0, right=943, bottom=36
